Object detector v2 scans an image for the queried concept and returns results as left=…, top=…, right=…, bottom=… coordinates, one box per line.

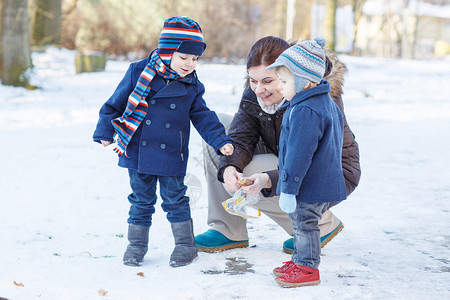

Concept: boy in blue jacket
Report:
left=93, top=16, right=234, bottom=268
left=266, top=37, right=347, bottom=287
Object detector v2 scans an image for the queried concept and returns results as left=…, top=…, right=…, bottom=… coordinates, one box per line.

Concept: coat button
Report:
left=294, top=177, right=300, bottom=182
left=170, top=103, right=176, bottom=109
left=150, top=100, right=156, bottom=104
left=145, top=120, right=151, bottom=125
left=165, top=123, right=171, bottom=128
left=268, top=117, right=272, bottom=121
left=160, top=144, right=166, bottom=149
left=141, top=140, right=147, bottom=146
left=259, top=112, right=263, bottom=116
left=281, top=171, right=287, bottom=180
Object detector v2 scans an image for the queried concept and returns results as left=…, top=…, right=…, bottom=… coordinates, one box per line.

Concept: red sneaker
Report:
left=273, top=260, right=295, bottom=276
left=275, top=264, right=320, bottom=287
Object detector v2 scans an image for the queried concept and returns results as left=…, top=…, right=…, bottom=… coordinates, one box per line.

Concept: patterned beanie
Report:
left=157, top=16, right=207, bottom=65
left=267, top=37, right=327, bottom=93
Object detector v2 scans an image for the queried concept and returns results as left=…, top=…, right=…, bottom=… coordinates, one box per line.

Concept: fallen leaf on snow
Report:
left=98, top=289, right=108, bottom=296
left=14, top=281, right=24, bottom=287
left=137, top=272, right=144, bottom=277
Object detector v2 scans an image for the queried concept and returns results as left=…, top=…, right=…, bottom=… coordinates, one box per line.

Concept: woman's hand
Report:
left=223, top=166, right=243, bottom=192
left=101, top=140, right=111, bottom=147
left=241, top=173, right=272, bottom=196
left=219, top=143, right=234, bottom=156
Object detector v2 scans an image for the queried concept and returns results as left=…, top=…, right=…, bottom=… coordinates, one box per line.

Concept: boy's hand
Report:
left=279, top=193, right=296, bottom=213
left=100, top=140, right=111, bottom=147
left=219, top=143, right=234, bottom=156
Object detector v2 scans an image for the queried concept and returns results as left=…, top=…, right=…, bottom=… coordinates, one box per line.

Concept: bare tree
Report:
left=322, top=0, right=337, bottom=51
left=351, top=0, right=367, bottom=55
left=286, top=0, right=296, bottom=40
left=1, top=0, right=32, bottom=87
left=31, top=0, right=62, bottom=46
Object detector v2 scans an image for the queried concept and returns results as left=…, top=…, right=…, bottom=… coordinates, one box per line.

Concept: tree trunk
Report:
left=351, top=0, right=367, bottom=55
left=1, top=0, right=32, bottom=87
left=31, top=0, right=62, bottom=46
left=286, top=0, right=296, bottom=40
left=324, top=0, right=337, bottom=51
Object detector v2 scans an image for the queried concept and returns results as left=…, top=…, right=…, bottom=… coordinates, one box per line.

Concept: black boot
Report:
left=123, top=224, right=149, bottom=266
left=169, top=219, right=198, bottom=267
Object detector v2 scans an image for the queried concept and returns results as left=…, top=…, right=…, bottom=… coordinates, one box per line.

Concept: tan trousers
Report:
left=203, top=113, right=341, bottom=241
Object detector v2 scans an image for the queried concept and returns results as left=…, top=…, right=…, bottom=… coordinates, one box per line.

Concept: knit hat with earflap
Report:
left=157, top=16, right=207, bottom=65
left=267, top=37, right=327, bottom=93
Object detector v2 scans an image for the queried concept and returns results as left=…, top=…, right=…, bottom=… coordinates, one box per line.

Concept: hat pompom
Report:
left=314, top=37, right=326, bottom=48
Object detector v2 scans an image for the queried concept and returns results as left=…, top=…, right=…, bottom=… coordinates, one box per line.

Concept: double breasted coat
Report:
left=93, top=54, right=233, bottom=177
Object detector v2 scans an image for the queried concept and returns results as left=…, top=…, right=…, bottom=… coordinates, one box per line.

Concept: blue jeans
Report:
left=127, top=169, right=190, bottom=226
left=289, top=202, right=329, bottom=269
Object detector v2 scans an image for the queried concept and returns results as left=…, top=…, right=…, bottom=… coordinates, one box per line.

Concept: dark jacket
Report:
left=93, top=54, right=233, bottom=177
left=277, top=81, right=347, bottom=203
left=218, top=50, right=361, bottom=197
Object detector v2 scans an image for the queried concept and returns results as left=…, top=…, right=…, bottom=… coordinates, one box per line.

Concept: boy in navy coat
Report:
left=266, top=37, right=347, bottom=286
left=93, top=16, right=234, bottom=267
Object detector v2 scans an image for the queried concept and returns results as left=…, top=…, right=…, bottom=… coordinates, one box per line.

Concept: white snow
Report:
left=0, top=47, right=449, bottom=299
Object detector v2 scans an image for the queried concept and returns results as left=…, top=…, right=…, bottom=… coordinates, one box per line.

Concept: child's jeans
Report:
left=289, top=202, right=329, bottom=269
left=127, top=169, right=190, bottom=226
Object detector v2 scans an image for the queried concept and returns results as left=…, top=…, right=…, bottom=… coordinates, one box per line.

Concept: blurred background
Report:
left=1, top=0, right=449, bottom=87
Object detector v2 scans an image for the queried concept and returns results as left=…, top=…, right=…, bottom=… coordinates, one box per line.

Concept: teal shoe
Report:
left=283, top=221, right=344, bottom=254
left=195, top=229, right=249, bottom=252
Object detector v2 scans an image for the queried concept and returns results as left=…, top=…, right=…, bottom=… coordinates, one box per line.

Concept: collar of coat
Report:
left=323, top=49, right=347, bottom=101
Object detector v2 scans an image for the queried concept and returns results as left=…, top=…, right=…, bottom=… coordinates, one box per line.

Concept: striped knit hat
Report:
left=267, top=37, right=327, bottom=93
left=157, top=16, right=207, bottom=65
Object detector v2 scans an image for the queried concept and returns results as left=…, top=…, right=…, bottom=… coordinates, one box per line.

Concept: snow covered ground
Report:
left=0, top=47, right=449, bottom=299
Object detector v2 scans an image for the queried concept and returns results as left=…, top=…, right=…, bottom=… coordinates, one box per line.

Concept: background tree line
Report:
left=3, top=0, right=358, bottom=87
left=6, top=0, right=445, bottom=88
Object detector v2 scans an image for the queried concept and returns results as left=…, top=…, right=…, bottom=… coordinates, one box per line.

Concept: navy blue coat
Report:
left=93, top=55, right=233, bottom=177
left=277, top=81, right=347, bottom=203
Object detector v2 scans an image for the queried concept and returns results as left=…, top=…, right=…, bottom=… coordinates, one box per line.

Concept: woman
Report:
left=195, top=36, right=361, bottom=253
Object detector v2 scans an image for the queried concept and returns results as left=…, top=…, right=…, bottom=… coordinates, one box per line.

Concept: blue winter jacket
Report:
left=93, top=54, right=233, bottom=177
left=277, top=81, right=347, bottom=203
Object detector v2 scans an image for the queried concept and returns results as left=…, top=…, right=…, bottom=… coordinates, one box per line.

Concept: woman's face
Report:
left=248, top=65, right=284, bottom=106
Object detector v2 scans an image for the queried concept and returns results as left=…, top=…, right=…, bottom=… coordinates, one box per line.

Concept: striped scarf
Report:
left=111, top=50, right=179, bottom=156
